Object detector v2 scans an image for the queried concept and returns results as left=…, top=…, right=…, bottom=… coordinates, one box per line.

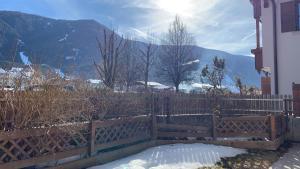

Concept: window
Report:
left=281, top=1, right=299, bottom=33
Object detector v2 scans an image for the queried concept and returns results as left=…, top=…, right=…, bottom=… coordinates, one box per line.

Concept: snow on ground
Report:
left=137, top=81, right=171, bottom=90
left=182, top=59, right=200, bottom=66
left=88, top=143, right=246, bottom=169
left=19, top=52, right=32, bottom=65
left=88, top=79, right=102, bottom=84
left=58, top=33, right=69, bottom=42
left=271, top=143, right=300, bottom=169
left=54, top=69, right=65, bottom=78
left=0, top=68, right=6, bottom=74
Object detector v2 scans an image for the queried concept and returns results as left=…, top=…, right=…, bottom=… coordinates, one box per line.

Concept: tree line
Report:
left=94, top=16, right=229, bottom=93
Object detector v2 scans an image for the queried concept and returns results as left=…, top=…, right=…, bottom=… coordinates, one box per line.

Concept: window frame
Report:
left=280, top=0, right=300, bottom=33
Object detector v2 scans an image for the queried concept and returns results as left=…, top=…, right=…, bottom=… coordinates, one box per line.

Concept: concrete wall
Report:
left=261, top=0, right=300, bottom=95
left=288, top=117, right=300, bottom=142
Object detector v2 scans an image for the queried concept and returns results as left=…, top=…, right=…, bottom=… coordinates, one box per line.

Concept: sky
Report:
left=0, top=0, right=256, bottom=56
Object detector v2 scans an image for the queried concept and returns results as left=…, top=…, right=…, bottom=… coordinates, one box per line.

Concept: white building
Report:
left=251, top=0, right=300, bottom=95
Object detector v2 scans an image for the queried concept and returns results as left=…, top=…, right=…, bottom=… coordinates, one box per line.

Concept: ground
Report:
left=89, top=143, right=298, bottom=169
left=271, top=143, right=300, bottom=169
left=199, top=142, right=292, bottom=169
left=88, top=143, right=245, bottom=169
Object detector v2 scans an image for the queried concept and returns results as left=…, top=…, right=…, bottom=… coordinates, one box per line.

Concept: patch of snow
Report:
left=6, top=67, right=34, bottom=78
left=179, top=82, right=212, bottom=93
left=47, top=22, right=51, bottom=26
left=72, top=48, right=80, bottom=52
left=18, top=39, right=24, bottom=45
left=72, top=48, right=80, bottom=57
left=72, top=29, right=76, bottom=33
left=54, top=69, right=65, bottom=78
left=271, top=143, right=300, bottom=169
left=191, top=83, right=213, bottom=89
left=88, top=143, right=245, bottom=169
left=19, top=52, right=32, bottom=65
left=65, top=56, right=75, bottom=60
left=0, top=68, right=6, bottom=74
left=182, top=59, right=200, bottom=66
left=58, top=34, right=69, bottom=42
left=3, top=87, right=14, bottom=91
left=87, top=79, right=102, bottom=84
left=137, top=81, right=170, bottom=89
left=10, top=67, right=23, bottom=72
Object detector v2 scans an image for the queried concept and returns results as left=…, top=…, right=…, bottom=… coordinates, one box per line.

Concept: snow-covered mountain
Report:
left=0, top=11, right=260, bottom=88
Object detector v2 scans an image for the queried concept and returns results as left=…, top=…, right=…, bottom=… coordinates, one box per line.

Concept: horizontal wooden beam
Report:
left=92, top=116, right=151, bottom=128
left=95, top=135, right=151, bottom=151
left=0, top=147, right=88, bottom=169
left=0, top=123, right=88, bottom=140
left=157, top=123, right=209, bottom=132
left=216, top=132, right=269, bottom=138
left=218, top=116, right=269, bottom=121
left=158, top=131, right=211, bottom=138
left=51, top=141, right=156, bottom=169
left=156, top=137, right=284, bottom=150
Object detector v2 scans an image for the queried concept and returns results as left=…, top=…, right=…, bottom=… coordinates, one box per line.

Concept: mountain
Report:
left=0, top=11, right=260, bottom=88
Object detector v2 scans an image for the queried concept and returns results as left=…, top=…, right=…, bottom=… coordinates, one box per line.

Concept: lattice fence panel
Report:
left=0, top=126, right=89, bottom=164
left=275, top=115, right=286, bottom=137
left=216, top=116, right=270, bottom=138
left=95, top=118, right=152, bottom=144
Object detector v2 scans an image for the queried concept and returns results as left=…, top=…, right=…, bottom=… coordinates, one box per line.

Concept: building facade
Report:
left=251, top=0, right=300, bottom=95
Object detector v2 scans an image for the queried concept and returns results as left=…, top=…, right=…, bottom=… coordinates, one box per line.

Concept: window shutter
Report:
left=253, top=0, right=262, bottom=19
left=281, top=1, right=298, bottom=33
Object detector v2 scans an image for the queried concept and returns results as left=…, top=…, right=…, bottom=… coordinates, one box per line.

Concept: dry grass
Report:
left=0, top=70, right=149, bottom=131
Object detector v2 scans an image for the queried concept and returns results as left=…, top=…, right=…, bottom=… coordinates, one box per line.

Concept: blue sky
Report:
left=0, top=0, right=255, bottom=56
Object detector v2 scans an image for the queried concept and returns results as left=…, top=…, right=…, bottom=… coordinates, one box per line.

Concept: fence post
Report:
left=165, top=96, right=170, bottom=123
left=283, top=96, right=289, bottom=132
left=89, top=120, right=96, bottom=157
left=270, top=115, right=277, bottom=141
left=211, top=114, right=217, bottom=140
left=152, top=95, right=158, bottom=140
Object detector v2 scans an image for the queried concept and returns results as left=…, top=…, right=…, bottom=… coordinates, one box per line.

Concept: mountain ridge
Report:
left=0, top=10, right=260, bottom=87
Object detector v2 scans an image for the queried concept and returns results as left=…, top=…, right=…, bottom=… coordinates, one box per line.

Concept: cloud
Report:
left=241, top=30, right=256, bottom=42
left=120, top=0, right=255, bottom=55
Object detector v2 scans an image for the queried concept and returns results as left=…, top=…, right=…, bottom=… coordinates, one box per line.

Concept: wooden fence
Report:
left=0, top=94, right=291, bottom=168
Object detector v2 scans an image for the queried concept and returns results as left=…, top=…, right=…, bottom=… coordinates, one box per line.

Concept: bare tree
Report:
left=94, top=29, right=127, bottom=89
left=159, top=16, right=198, bottom=92
left=119, top=39, right=141, bottom=91
left=201, top=56, right=226, bottom=93
left=235, top=76, right=244, bottom=95
left=139, top=35, right=158, bottom=90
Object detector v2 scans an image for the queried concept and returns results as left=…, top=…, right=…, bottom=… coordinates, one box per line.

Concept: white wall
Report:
left=261, top=0, right=300, bottom=95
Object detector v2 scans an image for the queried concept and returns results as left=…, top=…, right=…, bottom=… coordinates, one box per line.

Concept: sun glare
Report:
left=156, top=0, right=193, bottom=17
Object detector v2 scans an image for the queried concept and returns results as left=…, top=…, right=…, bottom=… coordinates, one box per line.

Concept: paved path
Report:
left=271, top=144, right=300, bottom=169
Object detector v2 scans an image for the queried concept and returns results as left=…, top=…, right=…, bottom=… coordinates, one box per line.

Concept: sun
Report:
left=156, top=0, right=193, bottom=17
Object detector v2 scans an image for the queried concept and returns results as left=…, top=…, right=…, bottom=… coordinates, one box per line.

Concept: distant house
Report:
left=134, top=81, right=173, bottom=92
left=0, top=66, right=43, bottom=90
left=250, top=0, right=300, bottom=95
left=87, top=79, right=103, bottom=88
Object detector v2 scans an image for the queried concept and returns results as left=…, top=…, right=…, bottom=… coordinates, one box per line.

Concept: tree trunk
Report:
left=145, top=66, right=149, bottom=91
left=175, top=84, right=179, bottom=93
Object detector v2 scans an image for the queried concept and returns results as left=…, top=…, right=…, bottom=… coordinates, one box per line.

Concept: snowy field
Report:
left=89, top=143, right=246, bottom=169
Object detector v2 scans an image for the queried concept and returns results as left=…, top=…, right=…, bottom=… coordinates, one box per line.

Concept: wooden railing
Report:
left=0, top=116, right=152, bottom=169
left=0, top=94, right=291, bottom=168
left=0, top=113, right=287, bottom=169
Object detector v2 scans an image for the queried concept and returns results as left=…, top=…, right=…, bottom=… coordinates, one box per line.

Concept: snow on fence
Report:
left=0, top=93, right=290, bottom=168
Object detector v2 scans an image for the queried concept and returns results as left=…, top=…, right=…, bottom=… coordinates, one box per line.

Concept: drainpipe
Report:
left=270, top=0, right=279, bottom=94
